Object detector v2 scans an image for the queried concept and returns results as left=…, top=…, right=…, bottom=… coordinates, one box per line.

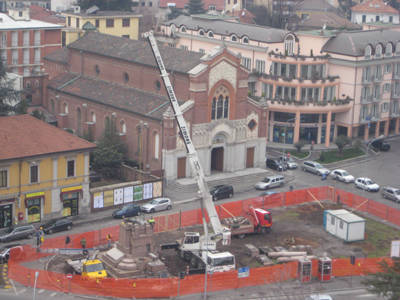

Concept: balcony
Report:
left=361, top=95, right=372, bottom=104
left=394, top=73, right=400, bottom=80
left=390, top=110, right=400, bottom=117
left=373, top=75, right=383, bottom=83
left=372, top=95, right=381, bottom=102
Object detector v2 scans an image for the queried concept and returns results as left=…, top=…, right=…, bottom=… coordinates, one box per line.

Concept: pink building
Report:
left=160, top=15, right=400, bottom=146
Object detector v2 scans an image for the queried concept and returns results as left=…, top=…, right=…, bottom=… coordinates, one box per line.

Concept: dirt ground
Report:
left=47, top=201, right=397, bottom=277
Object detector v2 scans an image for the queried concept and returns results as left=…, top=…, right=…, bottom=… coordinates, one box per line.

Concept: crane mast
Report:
left=144, top=31, right=229, bottom=243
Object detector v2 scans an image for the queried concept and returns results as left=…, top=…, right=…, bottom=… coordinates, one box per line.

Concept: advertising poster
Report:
left=103, top=190, right=114, bottom=207
left=143, top=183, right=153, bottom=200
left=123, top=186, right=134, bottom=203
left=93, top=192, right=104, bottom=209
left=134, top=185, right=143, bottom=201
left=114, top=188, right=123, bottom=205
left=153, top=181, right=162, bottom=198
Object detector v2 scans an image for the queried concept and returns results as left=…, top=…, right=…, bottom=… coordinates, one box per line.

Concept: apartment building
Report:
left=61, top=6, right=141, bottom=46
left=0, top=115, right=95, bottom=230
left=351, top=0, right=400, bottom=25
left=160, top=15, right=400, bottom=146
left=0, top=0, right=50, bottom=12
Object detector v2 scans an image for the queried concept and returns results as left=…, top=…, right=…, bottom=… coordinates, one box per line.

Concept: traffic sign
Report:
left=66, top=274, right=73, bottom=279
left=238, top=266, right=249, bottom=278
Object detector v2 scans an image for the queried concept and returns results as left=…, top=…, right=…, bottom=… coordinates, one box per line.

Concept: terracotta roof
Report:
left=29, top=5, right=65, bottom=25
left=351, top=0, right=399, bottom=14
left=63, top=10, right=141, bottom=17
left=67, top=31, right=203, bottom=74
left=0, top=114, right=96, bottom=161
left=44, top=47, right=69, bottom=65
left=159, top=0, right=225, bottom=10
left=47, top=73, right=171, bottom=120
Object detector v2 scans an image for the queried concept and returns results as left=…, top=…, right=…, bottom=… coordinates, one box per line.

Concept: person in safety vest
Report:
left=148, top=216, right=155, bottom=229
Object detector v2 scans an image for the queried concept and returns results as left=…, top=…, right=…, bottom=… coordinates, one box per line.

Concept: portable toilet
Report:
left=298, top=257, right=312, bottom=283
left=323, top=209, right=365, bottom=242
left=318, top=256, right=332, bottom=282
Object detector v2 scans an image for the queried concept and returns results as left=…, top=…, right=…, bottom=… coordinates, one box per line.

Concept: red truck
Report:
left=221, top=207, right=272, bottom=238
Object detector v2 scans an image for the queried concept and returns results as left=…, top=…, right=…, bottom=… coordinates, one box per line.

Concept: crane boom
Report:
left=144, top=31, right=226, bottom=238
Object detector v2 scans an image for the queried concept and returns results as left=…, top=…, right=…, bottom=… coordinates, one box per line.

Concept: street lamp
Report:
left=33, top=271, right=39, bottom=300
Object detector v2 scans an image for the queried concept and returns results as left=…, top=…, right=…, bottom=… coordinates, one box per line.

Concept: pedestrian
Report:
left=321, top=173, right=327, bottom=181
left=80, top=237, right=86, bottom=249
left=35, top=231, right=41, bottom=252
left=65, top=235, right=71, bottom=247
left=148, top=216, right=155, bottom=229
left=106, top=233, right=112, bottom=248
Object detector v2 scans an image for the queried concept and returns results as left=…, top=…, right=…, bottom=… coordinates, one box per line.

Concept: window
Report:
left=241, top=57, right=251, bottom=70
left=199, top=30, right=205, bottom=36
left=154, top=133, right=159, bottom=159
left=284, top=34, right=295, bottom=56
left=50, top=99, right=55, bottom=113
left=95, top=19, right=99, bottom=27
left=385, top=43, right=393, bottom=57
left=242, top=37, right=249, bottom=44
left=389, top=16, right=393, bottom=23
left=11, top=31, right=18, bottom=47
left=255, top=59, right=265, bottom=73
left=67, top=160, right=75, bottom=177
left=0, top=169, right=7, bottom=188
left=23, top=31, right=29, bottom=46
left=323, top=86, right=336, bottom=101
left=364, top=45, right=372, bottom=59
left=155, top=80, right=161, bottom=91
left=106, top=19, right=114, bottom=28
left=384, top=64, right=392, bottom=74
left=331, top=216, right=335, bottom=225
left=91, top=112, right=96, bottom=123
left=231, top=35, right=237, bottom=42
left=382, top=102, right=389, bottom=112
left=209, top=4, right=215, bottom=10
left=122, top=35, right=129, bottom=39
left=95, top=64, right=100, bottom=75
left=208, top=31, right=214, bottom=38
left=339, top=220, right=344, bottom=229
left=199, top=49, right=205, bottom=54
left=23, top=49, right=29, bottom=64
left=30, top=165, right=38, bottom=183
left=68, top=16, right=71, bottom=26
left=120, top=120, right=126, bottom=134
left=375, top=44, right=382, bottom=58
left=63, top=103, right=69, bottom=114
left=122, top=18, right=130, bottom=27
left=362, top=15, right=366, bottom=23
left=376, top=15, right=380, bottom=22
left=180, top=26, right=186, bottom=33
left=1, top=32, right=7, bottom=48
left=396, top=42, right=400, bottom=55
left=384, top=83, right=391, bottom=93
left=123, top=72, right=129, bottom=82
left=34, top=31, right=40, bottom=45
left=211, top=86, right=229, bottom=120
left=34, top=48, right=40, bottom=64
left=76, top=18, right=80, bottom=28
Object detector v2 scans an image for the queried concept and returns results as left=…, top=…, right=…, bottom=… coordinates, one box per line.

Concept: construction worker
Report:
left=106, top=233, right=112, bottom=248
left=148, top=216, right=155, bottom=229
left=80, top=237, right=87, bottom=249
left=65, top=235, right=71, bottom=247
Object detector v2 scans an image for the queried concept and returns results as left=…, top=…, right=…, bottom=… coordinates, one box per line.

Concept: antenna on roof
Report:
left=86, top=5, right=99, bottom=15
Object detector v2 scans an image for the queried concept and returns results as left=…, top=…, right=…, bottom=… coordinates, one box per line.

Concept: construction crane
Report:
left=144, top=31, right=234, bottom=272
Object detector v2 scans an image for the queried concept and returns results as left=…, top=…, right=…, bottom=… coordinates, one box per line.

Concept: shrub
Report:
left=294, top=140, right=306, bottom=152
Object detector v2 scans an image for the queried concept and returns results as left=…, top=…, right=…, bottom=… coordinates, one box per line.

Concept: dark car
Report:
left=0, top=225, right=36, bottom=243
left=112, top=204, right=141, bottom=218
left=210, top=185, right=234, bottom=201
left=42, top=218, right=73, bottom=234
left=371, top=138, right=390, bottom=151
left=266, top=158, right=286, bottom=171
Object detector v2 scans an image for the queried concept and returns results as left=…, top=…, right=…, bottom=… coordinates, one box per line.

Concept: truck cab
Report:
left=253, top=208, right=272, bottom=232
left=206, top=251, right=235, bottom=273
left=81, top=259, right=107, bottom=280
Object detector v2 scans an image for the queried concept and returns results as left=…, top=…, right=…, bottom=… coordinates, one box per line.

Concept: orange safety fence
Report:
left=8, top=186, right=400, bottom=299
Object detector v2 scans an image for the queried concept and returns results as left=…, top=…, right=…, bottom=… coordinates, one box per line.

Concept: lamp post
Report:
left=33, top=271, right=39, bottom=300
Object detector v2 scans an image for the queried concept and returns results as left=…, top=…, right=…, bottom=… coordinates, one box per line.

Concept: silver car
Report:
left=0, top=225, right=36, bottom=242
left=382, top=186, right=400, bottom=202
left=302, top=161, right=330, bottom=176
left=141, top=197, right=172, bottom=213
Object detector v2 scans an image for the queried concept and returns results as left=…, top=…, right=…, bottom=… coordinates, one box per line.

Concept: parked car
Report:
left=305, top=295, right=332, bottom=300
left=210, top=185, right=234, bottom=201
left=0, top=244, right=21, bottom=264
left=330, top=169, right=355, bottom=183
left=113, top=204, right=142, bottom=218
left=381, top=186, right=400, bottom=202
left=371, top=137, right=390, bottom=151
left=354, top=177, right=380, bottom=192
left=255, top=175, right=285, bottom=190
left=141, top=197, right=172, bottom=213
left=42, top=218, right=73, bottom=234
left=302, top=161, right=330, bottom=176
left=266, top=158, right=286, bottom=171
left=279, top=156, right=298, bottom=169
left=259, top=191, right=278, bottom=197
left=0, top=225, right=36, bottom=243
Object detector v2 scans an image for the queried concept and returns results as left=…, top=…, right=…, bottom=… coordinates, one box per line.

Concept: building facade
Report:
left=351, top=0, right=400, bottom=25
left=0, top=8, right=62, bottom=105
left=61, top=7, right=141, bottom=46
left=0, top=115, right=95, bottom=230
left=160, top=15, right=400, bottom=146
left=43, top=31, right=267, bottom=181
left=0, top=0, right=50, bottom=12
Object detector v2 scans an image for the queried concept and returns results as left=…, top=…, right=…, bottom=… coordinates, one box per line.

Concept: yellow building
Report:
left=62, top=7, right=141, bottom=46
left=0, top=115, right=96, bottom=229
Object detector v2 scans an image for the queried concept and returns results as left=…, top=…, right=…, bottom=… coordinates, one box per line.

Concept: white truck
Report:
left=144, top=31, right=235, bottom=273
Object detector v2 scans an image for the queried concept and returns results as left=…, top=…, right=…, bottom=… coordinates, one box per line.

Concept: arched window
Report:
left=364, top=45, right=372, bottom=59
left=95, top=64, right=100, bottom=75
left=154, top=133, right=159, bottom=159
left=211, top=86, right=230, bottom=120
left=91, top=111, right=96, bottom=123
left=242, top=36, right=249, bottom=44
left=199, top=29, right=205, bottom=36
left=180, top=26, right=186, bottom=33
left=395, top=42, right=400, bottom=55
left=123, top=72, right=129, bottom=82
left=375, top=44, right=382, bottom=58
left=50, top=99, right=55, bottom=113
left=120, top=120, right=127, bottom=134
left=231, top=35, right=238, bottom=42
left=284, top=34, right=295, bottom=56
left=63, top=102, right=69, bottom=114
left=77, top=107, right=81, bottom=135
left=105, top=116, right=111, bottom=133
left=208, top=31, right=214, bottom=38
left=385, top=43, right=393, bottom=57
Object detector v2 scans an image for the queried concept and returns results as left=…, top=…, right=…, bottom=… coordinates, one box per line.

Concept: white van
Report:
left=255, top=175, right=285, bottom=190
